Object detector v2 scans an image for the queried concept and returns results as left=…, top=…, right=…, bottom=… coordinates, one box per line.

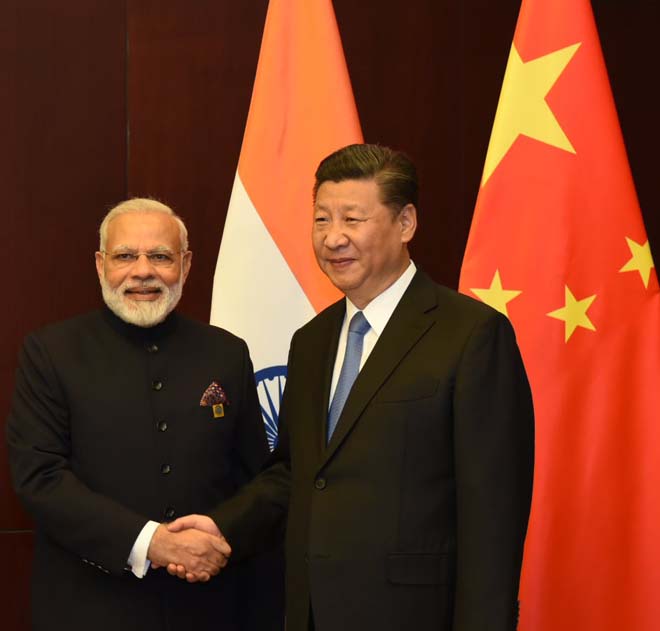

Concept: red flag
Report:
left=459, top=1, right=660, bottom=629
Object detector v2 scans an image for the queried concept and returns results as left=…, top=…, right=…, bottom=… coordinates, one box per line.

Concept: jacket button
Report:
left=314, top=478, right=326, bottom=490
left=164, top=506, right=175, bottom=519
left=146, top=343, right=159, bottom=353
left=156, top=420, right=168, bottom=432
left=152, top=380, right=163, bottom=391
left=161, top=463, right=172, bottom=474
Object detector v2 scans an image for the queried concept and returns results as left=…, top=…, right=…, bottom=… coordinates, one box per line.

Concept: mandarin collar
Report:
left=101, top=305, right=180, bottom=344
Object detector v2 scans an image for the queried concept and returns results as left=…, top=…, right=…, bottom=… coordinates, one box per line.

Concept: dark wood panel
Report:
left=0, top=531, right=34, bottom=631
left=127, top=0, right=269, bottom=322
left=0, top=0, right=127, bottom=528
left=0, top=438, right=31, bottom=531
left=592, top=1, right=660, bottom=261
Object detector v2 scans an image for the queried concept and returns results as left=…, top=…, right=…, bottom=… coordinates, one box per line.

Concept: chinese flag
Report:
left=459, top=1, right=660, bottom=630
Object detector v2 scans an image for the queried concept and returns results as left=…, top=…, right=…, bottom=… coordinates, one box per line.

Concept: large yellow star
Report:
left=470, top=270, right=522, bottom=317
left=619, top=237, right=655, bottom=288
left=547, top=285, right=596, bottom=342
left=481, top=42, right=581, bottom=186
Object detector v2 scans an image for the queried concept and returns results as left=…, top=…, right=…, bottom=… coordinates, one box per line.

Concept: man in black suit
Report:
left=6, top=198, right=282, bottom=630
left=168, top=144, right=534, bottom=631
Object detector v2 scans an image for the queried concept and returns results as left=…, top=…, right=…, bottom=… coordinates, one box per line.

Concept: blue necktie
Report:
left=327, top=311, right=371, bottom=442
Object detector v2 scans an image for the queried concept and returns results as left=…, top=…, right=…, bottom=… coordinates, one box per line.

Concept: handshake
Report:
left=147, top=514, right=230, bottom=583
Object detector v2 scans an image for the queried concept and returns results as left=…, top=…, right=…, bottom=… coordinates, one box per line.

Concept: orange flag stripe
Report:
left=238, top=0, right=363, bottom=313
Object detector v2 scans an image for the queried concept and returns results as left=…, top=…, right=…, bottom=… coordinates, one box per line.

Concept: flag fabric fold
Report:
left=459, top=1, right=660, bottom=629
left=211, top=0, right=362, bottom=449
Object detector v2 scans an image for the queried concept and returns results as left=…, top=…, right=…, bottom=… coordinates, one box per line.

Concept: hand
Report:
left=164, top=514, right=231, bottom=582
left=147, top=523, right=230, bottom=583
left=167, top=514, right=223, bottom=538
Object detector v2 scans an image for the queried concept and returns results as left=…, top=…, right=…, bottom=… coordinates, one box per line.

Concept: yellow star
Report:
left=470, top=270, right=522, bottom=317
left=547, top=285, right=596, bottom=342
left=619, top=237, right=655, bottom=288
left=481, top=42, right=581, bottom=186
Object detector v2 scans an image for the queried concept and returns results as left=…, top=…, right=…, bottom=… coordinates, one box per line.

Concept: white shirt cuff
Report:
left=127, top=520, right=160, bottom=578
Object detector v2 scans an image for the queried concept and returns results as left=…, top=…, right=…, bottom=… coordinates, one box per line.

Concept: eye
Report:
left=314, top=215, right=329, bottom=225
left=148, top=253, right=173, bottom=263
left=113, top=252, right=137, bottom=262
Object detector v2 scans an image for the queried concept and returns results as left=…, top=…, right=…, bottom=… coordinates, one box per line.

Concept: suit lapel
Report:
left=322, top=271, right=438, bottom=466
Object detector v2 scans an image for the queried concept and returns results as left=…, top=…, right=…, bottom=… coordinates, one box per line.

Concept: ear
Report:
left=181, top=250, right=193, bottom=283
left=399, top=204, right=417, bottom=244
left=95, top=251, right=105, bottom=281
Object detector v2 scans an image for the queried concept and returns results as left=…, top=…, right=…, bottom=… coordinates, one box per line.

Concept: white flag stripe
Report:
left=210, top=172, right=316, bottom=372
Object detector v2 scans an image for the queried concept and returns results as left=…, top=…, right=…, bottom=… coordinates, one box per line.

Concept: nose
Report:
left=323, top=222, right=349, bottom=250
left=130, top=253, right=156, bottom=278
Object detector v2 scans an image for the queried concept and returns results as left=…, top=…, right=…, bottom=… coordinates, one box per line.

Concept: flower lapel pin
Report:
left=200, top=381, right=229, bottom=418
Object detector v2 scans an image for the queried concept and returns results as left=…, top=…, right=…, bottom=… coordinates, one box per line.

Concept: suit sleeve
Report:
left=213, top=411, right=290, bottom=561
left=227, top=340, right=286, bottom=631
left=209, top=336, right=297, bottom=562
left=6, top=333, right=148, bottom=576
left=452, top=311, right=534, bottom=631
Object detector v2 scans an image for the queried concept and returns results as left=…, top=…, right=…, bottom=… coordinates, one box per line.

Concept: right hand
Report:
left=147, top=523, right=230, bottom=583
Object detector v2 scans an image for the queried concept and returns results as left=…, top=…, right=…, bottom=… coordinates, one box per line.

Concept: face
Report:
left=312, top=178, right=417, bottom=308
left=95, top=211, right=192, bottom=327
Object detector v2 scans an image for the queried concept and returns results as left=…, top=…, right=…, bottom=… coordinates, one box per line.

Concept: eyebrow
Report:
left=314, top=203, right=364, bottom=212
left=111, top=244, right=174, bottom=252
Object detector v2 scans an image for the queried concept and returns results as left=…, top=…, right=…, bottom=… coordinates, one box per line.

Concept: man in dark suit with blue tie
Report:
left=169, top=144, right=534, bottom=631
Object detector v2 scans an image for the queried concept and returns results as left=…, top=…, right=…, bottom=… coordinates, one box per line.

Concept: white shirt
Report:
left=329, top=261, right=417, bottom=405
left=127, top=520, right=160, bottom=578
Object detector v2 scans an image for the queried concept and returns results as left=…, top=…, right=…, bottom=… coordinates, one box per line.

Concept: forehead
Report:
left=105, top=212, right=180, bottom=249
left=314, top=178, right=382, bottom=210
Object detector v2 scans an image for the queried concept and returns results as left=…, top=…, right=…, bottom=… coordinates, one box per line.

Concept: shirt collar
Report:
left=345, top=261, right=417, bottom=336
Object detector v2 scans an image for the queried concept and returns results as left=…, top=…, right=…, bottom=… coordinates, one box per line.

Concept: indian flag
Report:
left=210, top=0, right=362, bottom=449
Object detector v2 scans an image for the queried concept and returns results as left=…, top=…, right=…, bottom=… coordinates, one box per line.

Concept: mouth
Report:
left=124, top=286, right=163, bottom=301
left=327, top=257, right=355, bottom=269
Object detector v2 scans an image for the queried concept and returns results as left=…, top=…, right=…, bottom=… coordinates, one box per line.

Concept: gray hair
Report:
left=98, top=198, right=189, bottom=251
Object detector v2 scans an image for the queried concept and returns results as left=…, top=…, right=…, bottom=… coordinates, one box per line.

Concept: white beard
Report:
left=100, top=275, right=183, bottom=327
